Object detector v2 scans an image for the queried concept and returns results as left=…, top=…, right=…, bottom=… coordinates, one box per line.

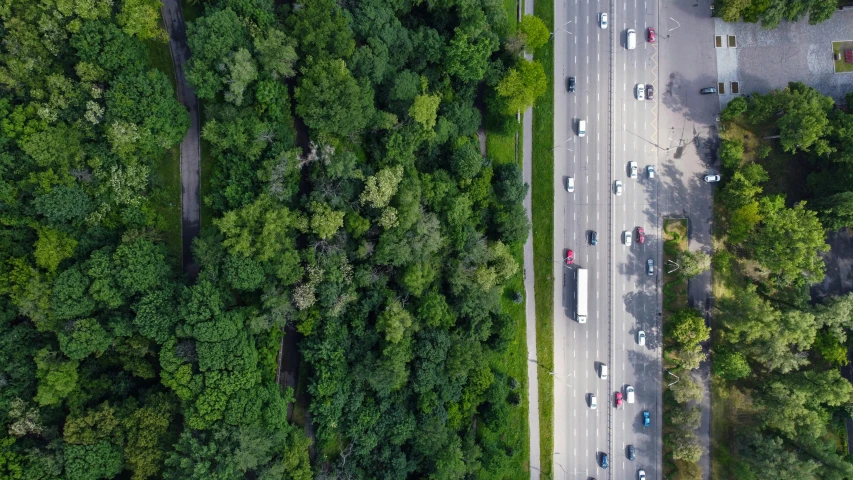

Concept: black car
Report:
left=645, top=84, right=654, bottom=100
left=590, top=231, right=598, bottom=246
left=700, top=87, right=718, bottom=94
left=627, top=445, right=636, bottom=461
left=567, top=76, right=576, bottom=92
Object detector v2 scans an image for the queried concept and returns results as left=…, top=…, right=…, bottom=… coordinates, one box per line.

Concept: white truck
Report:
left=576, top=268, right=588, bottom=323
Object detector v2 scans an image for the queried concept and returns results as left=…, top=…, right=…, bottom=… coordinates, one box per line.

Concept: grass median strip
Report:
left=532, top=0, right=554, bottom=475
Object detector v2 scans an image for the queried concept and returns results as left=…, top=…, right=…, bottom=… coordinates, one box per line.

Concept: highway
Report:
left=551, top=0, right=663, bottom=478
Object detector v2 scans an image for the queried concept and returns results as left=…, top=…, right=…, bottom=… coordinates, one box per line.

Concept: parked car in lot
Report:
left=647, top=258, right=654, bottom=276
left=635, top=84, right=644, bottom=100
left=566, top=249, right=574, bottom=265
left=642, top=411, right=651, bottom=426
left=637, top=227, right=645, bottom=243
left=629, top=161, right=638, bottom=178
left=704, top=173, right=721, bottom=182
left=615, top=180, right=623, bottom=195
left=599, top=12, right=608, bottom=28
left=700, top=87, right=717, bottom=94
left=647, top=27, right=655, bottom=42
left=567, top=76, right=576, bottom=92
left=646, top=84, right=654, bottom=100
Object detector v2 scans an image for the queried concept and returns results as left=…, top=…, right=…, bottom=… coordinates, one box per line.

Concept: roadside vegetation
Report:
left=711, top=83, right=853, bottom=479
left=532, top=0, right=556, bottom=475
left=1, top=1, right=550, bottom=479
left=661, top=219, right=711, bottom=480
left=713, top=0, right=839, bottom=28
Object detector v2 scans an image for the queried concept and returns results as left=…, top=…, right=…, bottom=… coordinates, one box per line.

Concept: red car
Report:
left=647, top=27, right=656, bottom=43
left=566, top=249, right=574, bottom=265
left=637, top=227, right=645, bottom=244
left=615, top=391, right=624, bottom=407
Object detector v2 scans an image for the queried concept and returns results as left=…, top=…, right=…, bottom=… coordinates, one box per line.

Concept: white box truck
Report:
left=576, top=268, right=588, bottom=323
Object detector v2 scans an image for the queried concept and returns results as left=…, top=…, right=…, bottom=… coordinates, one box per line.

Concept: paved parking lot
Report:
left=714, top=9, right=853, bottom=107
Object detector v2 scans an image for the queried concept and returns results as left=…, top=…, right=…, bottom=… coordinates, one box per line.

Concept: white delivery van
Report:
left=599, top=363, right=608, bottom=380
left=627, top=29, right=636, bottom=50
left=578, top=119, right=586, bottom=137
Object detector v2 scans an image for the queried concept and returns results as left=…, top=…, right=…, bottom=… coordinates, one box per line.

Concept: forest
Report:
left=0, top=0, right=546, bottom=478
left=711, top=84, right=853, bottom=479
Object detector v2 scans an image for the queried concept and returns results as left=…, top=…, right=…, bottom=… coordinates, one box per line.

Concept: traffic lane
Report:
left=611, top=238, right=660, bottom=479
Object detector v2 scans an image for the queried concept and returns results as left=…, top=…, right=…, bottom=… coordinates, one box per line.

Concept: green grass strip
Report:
left=531, top=0, right=554, bottom=476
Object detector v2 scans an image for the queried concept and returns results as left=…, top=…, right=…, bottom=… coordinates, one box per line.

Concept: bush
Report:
left=712, top=249, right=734, bottom=274
left=721, top=96, right=748, bottom=121
left=665, top=239, right=681, bottom=256
left=719, top=139, right=744, bottom=170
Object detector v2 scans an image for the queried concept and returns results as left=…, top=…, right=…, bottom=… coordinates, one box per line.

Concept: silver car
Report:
left=629, top=161, right=638, bottom=179
left=704, top=174, right=721, bottom=183
left=647, top=259, right=654, bottom=276
left=615, top=180, right=623, bottom=196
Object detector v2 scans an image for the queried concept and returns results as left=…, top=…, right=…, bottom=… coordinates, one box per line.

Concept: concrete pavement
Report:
left=657, top=0, right=719, bottom=476
left=161, top=0, right=201, bottom=279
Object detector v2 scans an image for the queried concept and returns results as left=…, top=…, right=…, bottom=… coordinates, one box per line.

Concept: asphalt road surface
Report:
left=552, top=0, right=663, bottom=478
left=161, top=0, right=201, bottom=279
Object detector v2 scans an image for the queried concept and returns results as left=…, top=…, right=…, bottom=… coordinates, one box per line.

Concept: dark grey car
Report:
left=567, top=76, right=576, bottom=92
left=700, top=87, right=717, bottom=94
left=590, top=231, right=598, bottom=246
left=627, top=445, right=635, bottom=461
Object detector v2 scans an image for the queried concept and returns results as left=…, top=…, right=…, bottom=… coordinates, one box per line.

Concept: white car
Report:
left=637, top=330, right=646, bottom=346
left=638, top=469, right=646, bottom=480
left=615, top=180, right=623, bottom=196
left=590, top=393, right=598, bottom=409
left=623, top=230, right=632, bottom=246
left=567, top=176, right=575, bottom=192
left=629, top=161, right=638, bottom=179
left=647, top=258, right=654, bottom=276
left=600, top=13, right=608, bottom=29
left=636, top=84, right=645, bottom=100
left=647, top=165, right=655, bottom=178
left=704, top=174, right=721, bottom=183
left=626, top=385, right=635, bottom=403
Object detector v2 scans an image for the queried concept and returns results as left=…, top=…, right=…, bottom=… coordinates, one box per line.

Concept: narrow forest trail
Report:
left=161, top=0, right=201, bottom=279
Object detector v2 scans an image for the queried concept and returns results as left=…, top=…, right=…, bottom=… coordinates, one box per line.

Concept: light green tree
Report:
left=376, top=299, right=414, bottom=344
left=409, top=93, right=441, bottom=130
left=360, top=165, right=404, bottom=209
left=518, top=15, right=550, bottom=52
left=34, top=348, right=79, bottom=406
left=496, top=59, right=547, bottom=114
left=34, top=227, right=77, bottom=272
left=117, top=0, right=168, bottom=41
left=224, top=48, right=258, bottom=106
left=309, top=201, right=345, bottom=240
